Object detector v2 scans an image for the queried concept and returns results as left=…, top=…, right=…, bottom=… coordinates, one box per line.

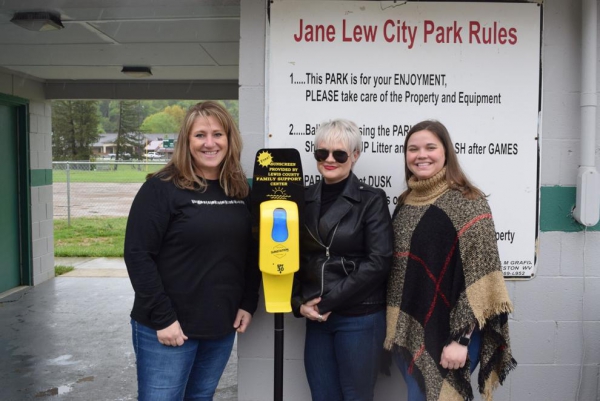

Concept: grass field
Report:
left=52, top=163, right=165, bottom=183
left=55, top=265, right=74, bottom=276
left=54, top=217, right=127, bottom=257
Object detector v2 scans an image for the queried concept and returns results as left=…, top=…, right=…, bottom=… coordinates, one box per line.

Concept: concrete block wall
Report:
left=238, top=1, right=294, bottom=399
left=239, top=0, right=268, bottom=177
left=0, top=70, right=53, bottom=286
left=522, top=0, right=600, bottom=398
left=29, top=100, right=54, bottom=285
left=237, top=0, right=600, bottom=399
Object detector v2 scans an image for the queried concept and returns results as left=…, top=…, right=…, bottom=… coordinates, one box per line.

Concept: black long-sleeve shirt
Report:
left=124, top=175, right=260, bottom=339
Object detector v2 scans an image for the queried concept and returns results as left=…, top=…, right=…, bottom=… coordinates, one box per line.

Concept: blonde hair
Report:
left=315, top=119, right=362, bottom=156
left=148, top=101, right=249, bottom=198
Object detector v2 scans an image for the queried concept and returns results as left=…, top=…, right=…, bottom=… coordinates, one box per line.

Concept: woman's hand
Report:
left=157, top=320, right=188, bottom=346
left=440, top=341, right=468, bottom=370
left=233, top=309, right=253, bottom=333
left=299, top=297, right=331, bottom=322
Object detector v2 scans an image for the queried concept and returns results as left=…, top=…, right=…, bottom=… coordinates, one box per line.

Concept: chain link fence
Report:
left=53, top=161, right=167, bottom=223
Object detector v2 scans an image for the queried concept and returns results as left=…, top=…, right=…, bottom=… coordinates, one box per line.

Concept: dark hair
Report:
left=148, top=101, right=248, bottom=198
left=398, top=120, right=485, bottom=204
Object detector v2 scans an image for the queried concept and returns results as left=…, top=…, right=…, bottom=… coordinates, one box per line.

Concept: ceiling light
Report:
left=121, top=66, right=153, bottom=78
left=10, top=11, right=64, bottom=31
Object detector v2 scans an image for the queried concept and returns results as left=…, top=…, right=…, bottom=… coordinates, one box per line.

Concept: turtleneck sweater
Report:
left=404, top=167, right=449, bottom=206
left=385, top=166, right=515, bottom=401
left=320, top=175, right=350, bottom=218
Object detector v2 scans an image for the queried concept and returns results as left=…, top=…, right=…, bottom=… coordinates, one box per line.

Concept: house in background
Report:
left=143, top=133, right=177, bottom=158
left=90, top=132, right=177, bottom=159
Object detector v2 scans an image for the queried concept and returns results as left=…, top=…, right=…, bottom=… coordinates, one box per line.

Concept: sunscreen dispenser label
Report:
left=259, top=200, right=299, bottom=313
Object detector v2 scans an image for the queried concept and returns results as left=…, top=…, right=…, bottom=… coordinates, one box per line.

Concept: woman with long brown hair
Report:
left=385, top=120, right=516, bottom=401
left=125, top=101, right=260, bottom=400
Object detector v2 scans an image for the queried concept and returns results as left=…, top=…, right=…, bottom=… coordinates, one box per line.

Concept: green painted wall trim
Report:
left=18, top=102, right=32, bottom=286
left=30, top=169, right=52, bottom=187
left=0, top=93, right=28, bottom=106
left=1, top=95, right=32, bottom=285
left=540, top=186, right=600, bottom=232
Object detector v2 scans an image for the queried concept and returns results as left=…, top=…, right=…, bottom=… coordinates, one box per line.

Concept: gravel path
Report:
left=53, top=182, right=142, bottom=218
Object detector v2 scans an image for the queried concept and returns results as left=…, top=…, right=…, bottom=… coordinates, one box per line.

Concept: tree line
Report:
left=51, top=100, right=239, bottom=161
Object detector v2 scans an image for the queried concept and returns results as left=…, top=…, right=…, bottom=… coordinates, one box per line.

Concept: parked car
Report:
left=107, top=152, right=131, bottom=160
left=143, top=152, right=162, bottom=159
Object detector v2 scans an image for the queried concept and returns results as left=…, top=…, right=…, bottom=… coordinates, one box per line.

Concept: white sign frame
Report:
left=267, top=1, right=541, bottom=278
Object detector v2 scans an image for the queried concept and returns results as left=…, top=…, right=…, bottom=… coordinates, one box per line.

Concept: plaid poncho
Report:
left=385, top=169, right=516, bottom=401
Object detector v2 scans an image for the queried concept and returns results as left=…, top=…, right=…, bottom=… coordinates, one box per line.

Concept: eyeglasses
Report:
left=314, top=148, right=349, bottom=164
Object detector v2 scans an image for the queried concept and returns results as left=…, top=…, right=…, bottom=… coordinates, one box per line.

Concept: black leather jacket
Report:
left=292, top=173, right=393, bottom=316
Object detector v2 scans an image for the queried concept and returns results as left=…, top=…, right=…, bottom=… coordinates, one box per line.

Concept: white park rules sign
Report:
left=267, top=1, right=541, bottom=278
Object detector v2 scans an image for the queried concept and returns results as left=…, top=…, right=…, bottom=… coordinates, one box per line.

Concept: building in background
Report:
left=90, top=132, right=176, bottom=159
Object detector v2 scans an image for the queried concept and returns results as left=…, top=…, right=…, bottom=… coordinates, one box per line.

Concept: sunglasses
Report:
left=314, top=148, right=350, bottom=164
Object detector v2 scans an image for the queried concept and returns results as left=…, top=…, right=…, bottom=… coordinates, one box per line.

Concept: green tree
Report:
left=140, top=112, right=178, bottom=133
left=98, top=100, right=116, bottom=133
left=114, top=100, right=144, bottom=164
left=52, top=100, right=100, bottom=161
left=164, top=105, right=186, bottom=128
left=175, top=100, right=200, bottom=111
left=95, top=99, right=239, bottom=134
left=144, top=100, right=170, bottom=116
left=221, top=100, right=239, bottom=125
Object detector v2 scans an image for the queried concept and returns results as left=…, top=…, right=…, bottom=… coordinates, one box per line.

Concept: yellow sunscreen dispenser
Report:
left=259, top=200, right=299, bottom=313
left=252, top=148, right=304, bottom=401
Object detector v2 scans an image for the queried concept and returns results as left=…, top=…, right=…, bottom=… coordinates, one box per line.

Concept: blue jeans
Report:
left=394, top=329, right=482, bottom=401
left=131, top=319, right=235, bottom=401
left=304, top=310, right=385, bottom=401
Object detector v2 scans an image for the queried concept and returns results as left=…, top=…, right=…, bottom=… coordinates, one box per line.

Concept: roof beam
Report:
left=44, top=80, right=239, bottom=100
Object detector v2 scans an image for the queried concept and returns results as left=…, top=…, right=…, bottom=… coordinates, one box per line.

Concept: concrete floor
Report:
left=0, top=260, right=237, bottom=401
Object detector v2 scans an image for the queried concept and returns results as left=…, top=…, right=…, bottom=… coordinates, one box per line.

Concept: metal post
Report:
left=274, top=313, right=284, bottom=401
left=66, top=161, right=71, bottom=227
